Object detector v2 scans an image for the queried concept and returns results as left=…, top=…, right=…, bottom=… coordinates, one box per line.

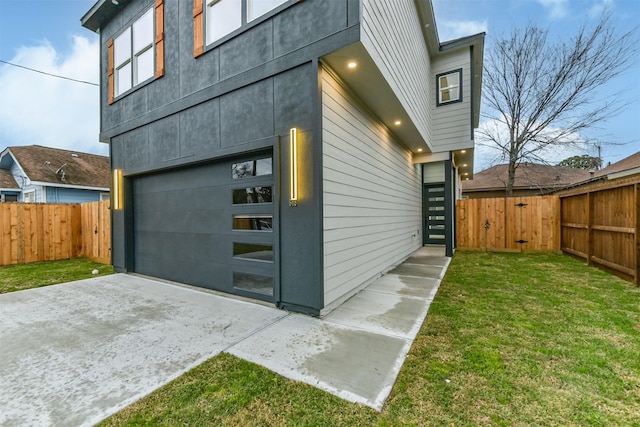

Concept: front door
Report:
left=423, top=183, right=446, bottom=245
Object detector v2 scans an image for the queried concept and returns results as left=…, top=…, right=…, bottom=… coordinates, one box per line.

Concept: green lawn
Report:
left=98, top=251, right=640, bottom=426
left=0, top=258, right=114, bottom=293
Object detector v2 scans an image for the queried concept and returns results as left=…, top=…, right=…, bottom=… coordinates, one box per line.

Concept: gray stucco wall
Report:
left=101, top=0, right=360, bottom=314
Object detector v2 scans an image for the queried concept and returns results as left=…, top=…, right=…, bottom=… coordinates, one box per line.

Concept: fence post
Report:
left=635, top=183, right=640, bottom=286
left=587, top=191, right=593, bottom=265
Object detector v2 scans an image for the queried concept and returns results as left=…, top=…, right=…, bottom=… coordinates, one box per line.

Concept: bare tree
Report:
left=478, top=13, right=637, bottom=195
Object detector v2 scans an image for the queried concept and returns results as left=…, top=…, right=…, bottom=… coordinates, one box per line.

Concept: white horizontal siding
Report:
left=431, top=50, right=472, bottom=151
left=322, top=68, right=422, bottom=307
left=361, top=0, right=432, bottom=145
left=423, top=161, right=445, bottom=184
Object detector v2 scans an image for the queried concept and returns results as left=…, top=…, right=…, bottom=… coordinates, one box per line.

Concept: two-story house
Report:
left=82, top=0, right=484, bottom=315
left=0, top=145, right=110, bottom=203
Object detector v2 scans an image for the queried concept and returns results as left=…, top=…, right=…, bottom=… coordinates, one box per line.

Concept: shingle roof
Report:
left=462, top=163, right=592, bottom=192
left=593, top=151, right=640, bottom=178
left=6, top=145, right=109, bottom=188
left=0, top=168, right=19, bottom=189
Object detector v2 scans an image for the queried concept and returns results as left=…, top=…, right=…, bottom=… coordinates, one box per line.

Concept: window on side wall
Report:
left=206, top=0, right=242, bottom=45
left=197, top=0, right=289, bottom=52
left=114, top=9, right=154, bottom=97
left=108, top=2, right=164, bottom=103
left=436, top=69, right=462, bottom=106
left=23, top=190, right=36, bottom=203
left=247, top=0, right=287, bottom=21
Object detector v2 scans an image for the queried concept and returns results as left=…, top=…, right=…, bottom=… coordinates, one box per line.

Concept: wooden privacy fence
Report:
left=457, top=196, right=561, bottom=252
left=457, top=183, right=639, bottom=285
left=0, top=200, right=111, bottom=266
left=559, top=178, right=639, bottom=284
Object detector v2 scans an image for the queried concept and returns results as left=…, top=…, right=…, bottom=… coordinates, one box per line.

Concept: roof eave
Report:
left=81, top=0, right=131, bottom=33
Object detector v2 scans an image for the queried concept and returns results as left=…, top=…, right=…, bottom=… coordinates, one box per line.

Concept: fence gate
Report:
left=456, top=196, right=560, bottom=252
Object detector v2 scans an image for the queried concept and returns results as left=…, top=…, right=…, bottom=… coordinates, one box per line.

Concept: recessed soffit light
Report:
left=347, top=61, right=357, bottom=69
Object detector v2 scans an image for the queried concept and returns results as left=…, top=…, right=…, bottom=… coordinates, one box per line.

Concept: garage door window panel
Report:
left=233, top=215, right=273, bottom=231
left=233, top=243, right=273, bottom=262
left=233, top=272, right=273, bottom=295
left=232, top=186, right=272, bottom=204
left=232, top=157, right=272, bottom=179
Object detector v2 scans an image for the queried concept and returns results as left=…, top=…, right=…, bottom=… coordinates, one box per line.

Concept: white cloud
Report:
left=588, top=0, right=614, bottom=19
left=0, top=36, right=106, bottom=156
left=537, top=0, right=569, bottom=18
left=474, top=118, right=592, bottom=172
left=437, top=20, right=487, bottom=42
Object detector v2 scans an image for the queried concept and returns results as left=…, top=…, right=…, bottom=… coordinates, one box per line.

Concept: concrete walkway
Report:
left=0, top=246, right=449, bottom=426
left=228, top=246, right=449, bottom=409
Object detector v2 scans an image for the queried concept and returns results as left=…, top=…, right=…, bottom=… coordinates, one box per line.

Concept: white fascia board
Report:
left=607, top=167, right=640, bottom=180
left=413, top=151, right=451, bottom=164
left=1, top=149, right=29, bottom=184
left=30, top=181, right=110, bottom=192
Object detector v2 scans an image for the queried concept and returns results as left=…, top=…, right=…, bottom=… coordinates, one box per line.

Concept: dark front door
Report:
left=423, top=183, right=446, bottom=245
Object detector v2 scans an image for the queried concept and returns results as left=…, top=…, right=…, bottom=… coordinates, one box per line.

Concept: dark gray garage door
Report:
left=132, top=151, right=276, bottom=302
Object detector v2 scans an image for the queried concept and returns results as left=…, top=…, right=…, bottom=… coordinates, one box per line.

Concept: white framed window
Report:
left=436, top=69, right=462, bottom=106
left=114, top=8, right=154, bottom=97
left=206, top=0, right=242, bottom=45
left=247, top=0, right=287, bottom=21
left=202, top=0, right=289, bottom=47
left=23, top=190, right=36, bottom=203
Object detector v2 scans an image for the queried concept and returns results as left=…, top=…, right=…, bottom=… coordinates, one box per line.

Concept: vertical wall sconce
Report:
left=289, top=127, right=298, bottom=207
left=112, top=168, right=123, bottom=210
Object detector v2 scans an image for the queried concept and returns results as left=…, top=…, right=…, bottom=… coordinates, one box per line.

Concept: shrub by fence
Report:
left=0, top=201, right=110, bottom=266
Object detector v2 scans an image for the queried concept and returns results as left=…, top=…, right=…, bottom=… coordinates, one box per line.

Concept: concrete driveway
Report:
left=0, top=247, right=448, bottom=426
left=0, top=274, right=287, bottom=427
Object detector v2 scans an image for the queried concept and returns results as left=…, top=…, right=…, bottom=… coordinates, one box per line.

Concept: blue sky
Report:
left=0, top=0, right=638, bottom=168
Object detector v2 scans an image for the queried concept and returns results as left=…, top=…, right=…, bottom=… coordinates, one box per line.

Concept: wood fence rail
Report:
left=457, top=184, right=639, bottom=285
left=456, top=196, right=561, bottom=252
left=559, top=180, right=639, bottom=285
left=0, top=201, right=110, bottom=266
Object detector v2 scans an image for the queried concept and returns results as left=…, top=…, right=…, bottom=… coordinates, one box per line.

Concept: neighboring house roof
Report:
left=592, top=151, right=640, bottom=179
left=462, top=163, right=592, bottom=194
left=0, top=168, right=20, bottom=190
left=1, top=145, right=109, bottom=189
left=555, top=151, right=640, bottom=193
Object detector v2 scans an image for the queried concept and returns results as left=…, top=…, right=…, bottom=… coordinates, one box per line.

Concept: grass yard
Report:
left=95, top=251, right=638, bottom=426
left=0, top=258, right=114, bottom=293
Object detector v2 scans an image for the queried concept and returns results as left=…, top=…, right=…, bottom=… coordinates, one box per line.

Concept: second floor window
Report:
left=247, top=0, right=287, bottom=21
left=437, top=69, right=462, bottom=106
left=202, top=0, right=288, bottom=47
left=114, top=8, right=154, bottom=97
left=206, top=0, right=242, bottom=45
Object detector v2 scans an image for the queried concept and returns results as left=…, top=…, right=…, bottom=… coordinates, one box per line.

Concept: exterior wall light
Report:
left=112, top=168, right=124, bottom=210
left=289, top=128, right=298, bottom=207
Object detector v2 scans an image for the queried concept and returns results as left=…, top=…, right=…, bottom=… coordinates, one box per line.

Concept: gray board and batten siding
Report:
left=101, top=0, right=362, bottom=315
left=85, top=0, right=481, bottom=315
